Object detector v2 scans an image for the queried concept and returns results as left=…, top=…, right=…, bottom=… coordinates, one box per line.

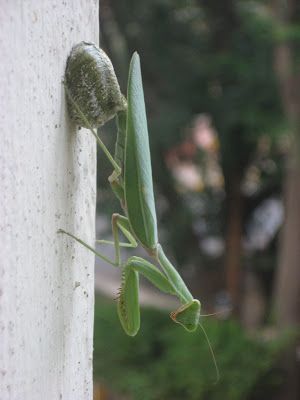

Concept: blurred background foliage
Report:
left=94, top=297, right=290, bottom=400
left=94, top=1, right=300, bottom=399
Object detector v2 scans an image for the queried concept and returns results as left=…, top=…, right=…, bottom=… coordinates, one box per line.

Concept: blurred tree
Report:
left=271, top=1, right=300, bottom=398
left=100, top=0, right=282, bottom=313
left=196, top=0, right=283, bottom=313
left=272, top=0, right=300, bottom=332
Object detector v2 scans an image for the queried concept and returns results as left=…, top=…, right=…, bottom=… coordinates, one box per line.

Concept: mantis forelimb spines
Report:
left=61, top=42, right=202, bottom=337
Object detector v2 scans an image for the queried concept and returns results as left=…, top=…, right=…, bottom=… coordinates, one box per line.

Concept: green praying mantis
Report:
left=59, top=42, right=205, bottom=339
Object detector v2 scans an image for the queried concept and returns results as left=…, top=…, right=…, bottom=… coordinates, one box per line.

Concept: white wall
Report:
left=0, top=1, right=98, bottom=398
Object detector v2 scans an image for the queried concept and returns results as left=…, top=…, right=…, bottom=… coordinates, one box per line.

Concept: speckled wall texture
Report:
left=0, top=1, right=98, bottom=399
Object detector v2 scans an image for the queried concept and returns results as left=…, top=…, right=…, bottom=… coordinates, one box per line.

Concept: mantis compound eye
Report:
left=170, top=299, right=201, bottom=332
left=65, top=41, right=127, bottom=128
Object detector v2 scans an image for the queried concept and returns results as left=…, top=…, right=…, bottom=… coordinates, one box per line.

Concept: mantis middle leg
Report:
left=96, top=213, right=138, bottom=266
left=58, top=215, right=137, bottom=267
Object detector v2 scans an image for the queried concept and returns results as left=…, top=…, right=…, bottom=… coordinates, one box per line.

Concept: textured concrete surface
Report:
left=0, top=1, right=98, bottom=399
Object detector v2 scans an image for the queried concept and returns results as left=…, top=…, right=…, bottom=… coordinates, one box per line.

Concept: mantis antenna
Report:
left=199, top=322, right=220, bottom=384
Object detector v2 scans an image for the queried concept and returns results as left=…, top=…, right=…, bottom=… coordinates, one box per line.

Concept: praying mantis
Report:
left=59, top=42, right=201, bottom=338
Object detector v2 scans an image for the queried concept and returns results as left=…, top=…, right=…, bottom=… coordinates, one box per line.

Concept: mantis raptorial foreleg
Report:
left=118, top=256, right=176, bottom=335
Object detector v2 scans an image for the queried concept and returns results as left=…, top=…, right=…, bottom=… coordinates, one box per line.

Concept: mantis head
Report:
left=170, top=299, right=201, bottom=332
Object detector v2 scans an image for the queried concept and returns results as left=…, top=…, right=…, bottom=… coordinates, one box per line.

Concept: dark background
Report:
left=93, top=1, right=300, bottom=399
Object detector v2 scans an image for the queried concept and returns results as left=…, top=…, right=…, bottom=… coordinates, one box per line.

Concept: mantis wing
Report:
left=124, top=53, right=158, bottom=251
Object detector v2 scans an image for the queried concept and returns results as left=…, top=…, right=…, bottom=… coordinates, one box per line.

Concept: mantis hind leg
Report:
left=108, top=111, right=127, bottom=205
left=64, top=82, right=122, bottom=177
